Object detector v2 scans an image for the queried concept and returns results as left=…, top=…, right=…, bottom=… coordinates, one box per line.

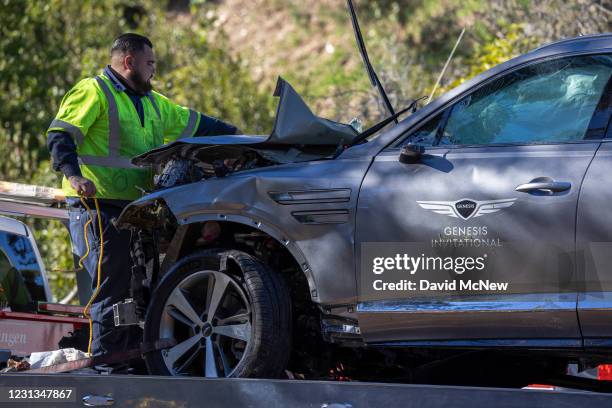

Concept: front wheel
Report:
left=143, top=249, right=291, bottom=378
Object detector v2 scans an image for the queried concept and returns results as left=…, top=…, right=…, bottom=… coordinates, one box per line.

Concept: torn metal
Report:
left=132, top=78, right=359, bottom=190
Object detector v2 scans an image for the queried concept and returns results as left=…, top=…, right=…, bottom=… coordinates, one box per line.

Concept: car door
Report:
left=575, top=65, right=612, bottom=347
left=356, top=53, right=612, bottom=345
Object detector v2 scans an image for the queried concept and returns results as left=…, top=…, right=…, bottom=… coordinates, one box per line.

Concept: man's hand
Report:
left=68, top=175, right=97, bottom=197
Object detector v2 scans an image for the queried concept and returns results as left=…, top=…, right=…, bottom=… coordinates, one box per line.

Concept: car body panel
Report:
left=0, top=215, right=28, bottom=237
left=577, top=139, right=612, bottom=345
left=121, top=157, right=372, bottom=304
left=355, top=142, right=600, bottom=342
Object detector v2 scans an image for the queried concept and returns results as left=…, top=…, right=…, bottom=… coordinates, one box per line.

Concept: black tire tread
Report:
left=143, top=249, right=291, bottom=378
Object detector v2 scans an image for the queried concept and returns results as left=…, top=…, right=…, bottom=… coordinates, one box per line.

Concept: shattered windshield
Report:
left=440, top=54, right=612, bottom=145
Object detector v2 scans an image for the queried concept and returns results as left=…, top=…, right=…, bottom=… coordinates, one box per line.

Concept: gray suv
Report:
left=116, top=33, right=612, bottom=381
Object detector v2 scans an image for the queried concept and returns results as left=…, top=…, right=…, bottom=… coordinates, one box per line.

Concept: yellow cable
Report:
left=77, top=210, right=92, bottom=271
left=79, top=196, right=104, bottom=356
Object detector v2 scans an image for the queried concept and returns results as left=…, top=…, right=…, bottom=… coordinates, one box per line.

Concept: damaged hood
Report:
left=133, top=77, right=358, bottom=167
left=268, top=77, right=358, bottom=144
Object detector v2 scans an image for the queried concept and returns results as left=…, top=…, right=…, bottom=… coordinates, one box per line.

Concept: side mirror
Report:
left=399, top=144, right=424, bottom=164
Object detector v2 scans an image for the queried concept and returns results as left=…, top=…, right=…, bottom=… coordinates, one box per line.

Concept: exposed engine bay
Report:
left=135, top=77, right=360, bottom=191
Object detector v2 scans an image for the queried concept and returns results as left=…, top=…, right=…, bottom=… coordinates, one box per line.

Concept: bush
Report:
left=0, top=0, right=274, bottom=301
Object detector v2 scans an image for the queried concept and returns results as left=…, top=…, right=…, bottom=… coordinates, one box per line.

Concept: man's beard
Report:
left=129, top=70, right=153, bottom=94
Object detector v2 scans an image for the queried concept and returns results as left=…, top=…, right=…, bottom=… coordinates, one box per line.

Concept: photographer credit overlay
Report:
left=359, top=233, right=577, bottom=303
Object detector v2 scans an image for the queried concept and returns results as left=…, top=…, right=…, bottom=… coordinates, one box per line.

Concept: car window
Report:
left=438, top=54, right=612, bottom=146
left=0, top=247, right=33, bottom=311
left=0, top=231, right=47, bottom=304
left=399, top=112, right=445, bottom=147
left=0, top=250, right=12, bottom=309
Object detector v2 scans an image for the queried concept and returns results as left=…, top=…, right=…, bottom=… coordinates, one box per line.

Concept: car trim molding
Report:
left=371, top=338, right=582, bottom=348
left=357, top=292, right=578, bottom=313
left=268, top=189, right=351, bottom=205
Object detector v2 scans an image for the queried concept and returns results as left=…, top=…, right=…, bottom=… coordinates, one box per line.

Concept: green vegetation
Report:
left=0, top=0, right=274, bottom=302
left=0, top=0, right=608, bottom=301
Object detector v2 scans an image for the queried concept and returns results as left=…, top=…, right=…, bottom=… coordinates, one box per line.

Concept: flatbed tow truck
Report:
left=1, top=181, right=612, bottom=406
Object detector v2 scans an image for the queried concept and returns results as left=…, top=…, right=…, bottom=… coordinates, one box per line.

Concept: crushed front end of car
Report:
left=113, top=77, right=373, bottom=378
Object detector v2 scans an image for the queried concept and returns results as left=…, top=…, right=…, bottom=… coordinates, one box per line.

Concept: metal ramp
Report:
left=1, top=374, right=612, bottom=407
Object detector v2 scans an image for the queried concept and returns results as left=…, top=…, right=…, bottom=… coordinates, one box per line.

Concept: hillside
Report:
left=207, top=0, right=611, bottom=124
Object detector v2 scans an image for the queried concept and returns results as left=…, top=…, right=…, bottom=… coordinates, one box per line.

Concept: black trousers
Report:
left=67, top=198, right=141, bottom=357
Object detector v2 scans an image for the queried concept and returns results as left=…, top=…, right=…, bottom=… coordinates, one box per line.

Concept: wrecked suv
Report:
left=116, top=32, right=612, bottom=379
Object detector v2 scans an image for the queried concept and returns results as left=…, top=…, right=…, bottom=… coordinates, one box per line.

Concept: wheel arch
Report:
left=171, top=214, right=319, bottom=303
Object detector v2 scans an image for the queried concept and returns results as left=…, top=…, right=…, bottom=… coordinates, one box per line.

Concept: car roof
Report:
left=533, top=33, right=612, bottom=52
left=0, top=216, right=28, bottom=237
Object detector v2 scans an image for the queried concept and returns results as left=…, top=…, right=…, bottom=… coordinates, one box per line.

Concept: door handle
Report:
left=82, top=394, right=114, bottom=406
left=515, top=177, right=571, bottom=194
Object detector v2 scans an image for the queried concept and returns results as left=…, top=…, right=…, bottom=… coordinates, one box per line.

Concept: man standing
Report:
left=47, top=33, right=238, bottom=359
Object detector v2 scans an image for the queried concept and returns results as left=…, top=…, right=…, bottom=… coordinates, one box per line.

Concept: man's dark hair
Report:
left=111, top=33, right=153, bottom=56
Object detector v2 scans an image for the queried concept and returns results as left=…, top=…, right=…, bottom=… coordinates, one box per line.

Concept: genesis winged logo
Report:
left=416, top=198, right=516, bottom=220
